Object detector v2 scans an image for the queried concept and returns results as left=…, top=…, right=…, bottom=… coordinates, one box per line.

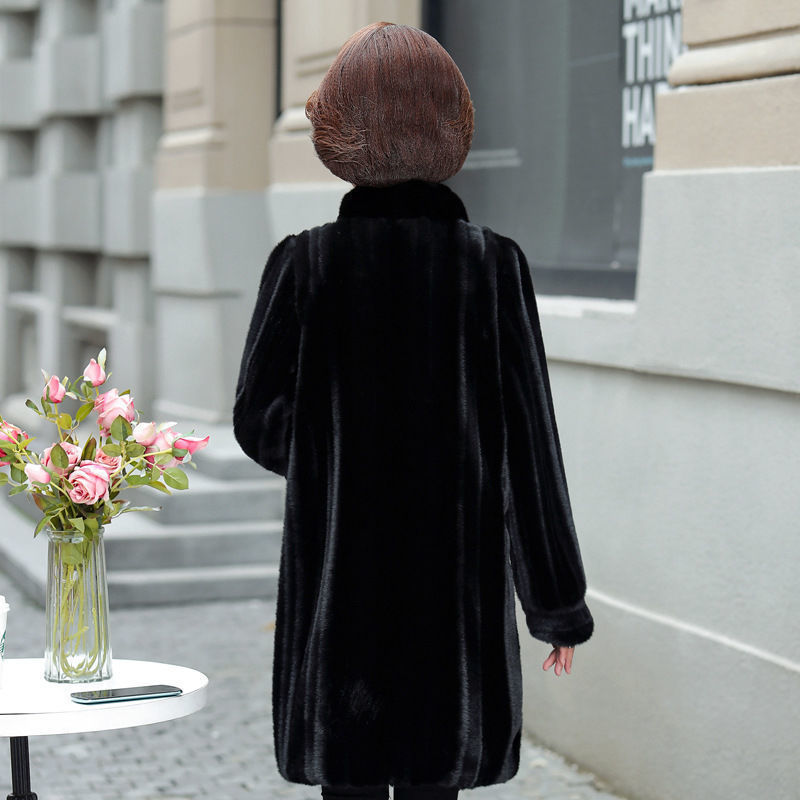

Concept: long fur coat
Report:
left=233, top=179, right=594, bottom=790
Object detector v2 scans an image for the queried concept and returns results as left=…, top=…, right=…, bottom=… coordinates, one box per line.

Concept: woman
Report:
left=233, top=21, right=594, bottom=800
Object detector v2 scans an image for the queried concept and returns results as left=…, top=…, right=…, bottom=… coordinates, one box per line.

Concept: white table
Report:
left=0, top=658, right=209, bottom=800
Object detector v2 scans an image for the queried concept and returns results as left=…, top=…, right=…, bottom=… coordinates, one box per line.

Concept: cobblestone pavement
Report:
left=0, top=569, right=627, bottom=800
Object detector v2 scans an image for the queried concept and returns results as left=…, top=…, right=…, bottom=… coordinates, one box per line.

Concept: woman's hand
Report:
left=542, top=645, right=574, bottom=676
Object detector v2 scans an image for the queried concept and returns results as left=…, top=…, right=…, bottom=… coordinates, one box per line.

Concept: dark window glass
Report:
left=425, top=0, right=683, bottom=299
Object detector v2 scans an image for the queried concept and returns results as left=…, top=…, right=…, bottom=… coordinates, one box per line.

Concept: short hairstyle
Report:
left=305, top=21, right=474, bottom=187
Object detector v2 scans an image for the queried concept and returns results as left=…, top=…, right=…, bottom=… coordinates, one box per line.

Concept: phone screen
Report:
left=70, top=684, right=183, bottom=703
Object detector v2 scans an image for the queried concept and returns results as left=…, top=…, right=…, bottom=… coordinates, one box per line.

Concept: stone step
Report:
left=110, top=471, right=285, bottom=526
left=185, top=422, right=272, bottom=482
left=107, top=563, right=280, bottom=607
left=103, top=515, right=283, bottom=570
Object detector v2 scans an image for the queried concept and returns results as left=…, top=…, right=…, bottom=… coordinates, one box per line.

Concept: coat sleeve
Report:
left=498, top=236, right=594, bottom=648
left=233, top=234, right=300, bottom=477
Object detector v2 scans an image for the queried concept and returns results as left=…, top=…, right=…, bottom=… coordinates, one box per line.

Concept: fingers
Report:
left=542, top=646, right=575, bottom=676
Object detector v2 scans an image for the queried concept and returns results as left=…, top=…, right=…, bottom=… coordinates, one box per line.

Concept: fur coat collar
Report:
left=338, top=179, right=469, bottom=222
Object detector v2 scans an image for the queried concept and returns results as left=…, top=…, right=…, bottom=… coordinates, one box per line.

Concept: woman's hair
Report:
left=305, top=21, right=474, bottom=187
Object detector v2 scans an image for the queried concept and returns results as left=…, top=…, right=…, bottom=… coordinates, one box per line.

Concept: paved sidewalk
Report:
left=0, top=569, right=627, bottom=800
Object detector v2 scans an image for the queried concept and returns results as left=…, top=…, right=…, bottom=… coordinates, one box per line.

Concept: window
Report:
left=425, top=0, right=683, bottom=299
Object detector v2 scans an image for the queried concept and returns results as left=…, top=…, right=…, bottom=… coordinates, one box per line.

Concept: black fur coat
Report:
left=233, top=179, right=594, bottom=790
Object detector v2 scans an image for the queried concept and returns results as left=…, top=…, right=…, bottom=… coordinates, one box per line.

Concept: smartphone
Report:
left=70, top=684, right=183, bottom=704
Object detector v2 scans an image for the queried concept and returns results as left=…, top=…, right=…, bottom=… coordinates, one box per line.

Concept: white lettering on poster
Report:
left=621, top=0, right=685, bottom=149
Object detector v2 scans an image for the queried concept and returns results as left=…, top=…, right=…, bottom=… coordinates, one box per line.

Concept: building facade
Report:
left=1, top=1, right=799, bottom=798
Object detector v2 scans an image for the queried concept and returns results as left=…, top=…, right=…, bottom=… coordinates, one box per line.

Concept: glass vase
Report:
left=44, top=526, right=112, bottom=683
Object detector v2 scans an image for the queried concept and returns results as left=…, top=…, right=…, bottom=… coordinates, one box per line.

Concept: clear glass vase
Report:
left=44, top=526, right=112, bottom=683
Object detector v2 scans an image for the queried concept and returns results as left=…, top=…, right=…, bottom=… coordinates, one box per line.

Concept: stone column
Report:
left=631, top=0, right=800, bottom=381
left=152, top=0, right=278, bottom=423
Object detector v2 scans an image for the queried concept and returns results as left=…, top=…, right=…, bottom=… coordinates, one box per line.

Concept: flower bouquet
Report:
left=0, top=349, right=209, bottom=682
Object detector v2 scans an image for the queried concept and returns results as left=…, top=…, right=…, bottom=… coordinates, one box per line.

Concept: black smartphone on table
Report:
left=70, top=684, right=183, bottom=704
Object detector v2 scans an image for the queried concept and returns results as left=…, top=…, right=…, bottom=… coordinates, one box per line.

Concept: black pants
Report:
left=321, top=784, right=459, bottom=800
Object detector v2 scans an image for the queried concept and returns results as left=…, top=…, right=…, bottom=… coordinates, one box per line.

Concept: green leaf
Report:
left=33, top=514, right=54, bottom=537
left=50, top=443, right=69, bottom=469
left=148, top=480, right=172, bottom=495
left=67, top=517, right=85, bottom=533
left=172, top=447, right=189, bottom=458
left=8, top=484, right=27, bottom=496
left=61, top=544, right=84, bottom=565
left=102, top=443, right=121, bottom=457
left=10, top=464, right=25, bottom=483
left=109, top=416, right=132, bottom=442
left=126, top=443, right=146, bottom=458
left=81, top=436, right=97, bottom=462
left=84, top=516, right=98, bottom=535
left=0, top=472, right=8, bottom=485
left=25, top=399, right=41, bottom=415
left=97, top=347, right=107, bottom=371
left=124, top=474, right=150, bottom=486
left=109, top=416, right=125, bottom=441
left=34, top=492, right=58, bottom=509
left=162, top=468, right=188, bottom=490
left=0, top=443, right=14, bottom=455
left=75, top=402, right=94, bottom=423
left=57, top=413, right=72, bottom=429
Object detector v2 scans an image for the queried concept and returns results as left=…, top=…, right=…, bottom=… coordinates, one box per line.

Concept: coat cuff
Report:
left=521, top=597, right=594, bottom=647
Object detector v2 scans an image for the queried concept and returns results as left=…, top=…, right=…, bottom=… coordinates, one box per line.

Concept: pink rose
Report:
left=132, top=421, right=157, bottom=447
left=24, top=463, right=51, bottom=484
left=173, top=435, right=209, bottom=457
left=42, top=442, right=82, bottom=476
left=94, top=388, right=135, bottom=435
left=67, top=463, right=110, bottom=505
left=43, top=375, right=66, bottom=403
left=83, top=448, right=121, bottom=474
left=0, top=420, right=28, bottom=467
left=144, top=425, right=179, bottom=470
left=83, top=358, right=106, bottom=387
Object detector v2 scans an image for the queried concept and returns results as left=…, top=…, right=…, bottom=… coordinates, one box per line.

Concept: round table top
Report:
left=0, top=658, right=208, bottom=737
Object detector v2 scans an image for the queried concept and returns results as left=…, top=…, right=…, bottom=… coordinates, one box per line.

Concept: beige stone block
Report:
left=282, top=1, right=364, bottom=111
left=157, top=135, right=271, bottom=192
left=683, top=0, right=800, bottom=46
left=158, top=1, right=276, bottom=190
left=669, top=30, right=800, bottom=85
left=654, top=73, right=800, bottom=169
left=164, top=17, right=273, bottom=131
left=167, top=0, right=274, bottom=32
left=270, top=125, right=346, bottom=184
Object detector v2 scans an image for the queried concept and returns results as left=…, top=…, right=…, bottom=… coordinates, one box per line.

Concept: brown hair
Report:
left=305, top=21, right=474, bottom=187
